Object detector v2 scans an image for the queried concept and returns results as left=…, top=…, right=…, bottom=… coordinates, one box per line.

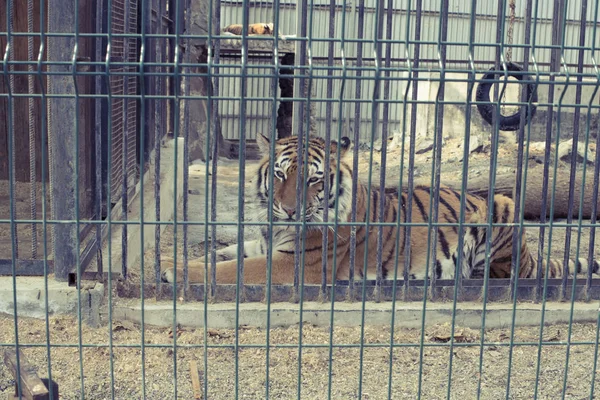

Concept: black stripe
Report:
left=256, top=164, right=264, bottom=192
left=445, top=187, right=463, bottom=204
left=436, top=260, right=442, bottom=279
left=493, top=255, right=513, bottom=264
left=372, top=189, right=379, bottom=223
left=438, top=195, right=459, bottom=222
left=502, top=202, right=511, bottom=223
left=466, top=197, right=478, bottom=212
left=438, top=229, right=451, bottom=259
left=412, top=192, right=429, bottom=222
left=489, top=235, right=514, bottom=260
left=493, top=200, right=499, bottom=223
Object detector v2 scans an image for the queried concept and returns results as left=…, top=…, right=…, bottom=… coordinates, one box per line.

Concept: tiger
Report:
left=160, top=135, right=600, bottom=285
left=222, top=23, right=274, bottom=36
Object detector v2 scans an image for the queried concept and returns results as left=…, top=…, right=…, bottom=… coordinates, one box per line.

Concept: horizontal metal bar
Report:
left=2, top=219, right=600, bottom=229
left=1, top=340, right=597, bottom=349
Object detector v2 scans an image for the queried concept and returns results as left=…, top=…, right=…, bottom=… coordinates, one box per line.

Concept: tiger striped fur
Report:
left=161, top=135, right=599, bottom=284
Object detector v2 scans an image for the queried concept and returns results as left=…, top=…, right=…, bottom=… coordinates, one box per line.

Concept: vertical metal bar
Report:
left=446, top=0, right=479, bottom=397
left=265, top=0, right=283, bottom=396
left=387, top=0, right=416, bottom=397
left=509, top=0, right=534, bottom=301
left=36, top=0, right=54, bottom=397
left=493, top=0, right=535, bottom=399
left=154, top=0, right=163, bottom=294
left=532, top=1, right=569, bottom=397
left=358, top=0, right=385, bottom=396
left=234, top=0, right=251, bottom=395
left=69, top=2, right=86, bottom=395
left=403, top=0, right=421, bottom=299
left=205, top=0, right=219, bottom=393
left=181, top=0, right=190, bottom=300
left=293, top=0, right=309, bottom=301
left=208, top=0, right=221, bottom=298
left=561, top=0, right=588, bottom=296
left=27, top=0, right=38, bottom=260
left=103, top=0, right=117, bottom=395
left=374, top=0, right=393, bottom=304
left=586, top=0, right=600, bottom=302
left=320, top=0, right=336, bottom=300
left=8, top=0, right=18, bottom=262
left=139, top=0, right=148, bottom=396
left=535, top=0, right=562, bottom=301
left=94, top=0, right=105, bottom=277
left=121, top=0, right=131, bottom=279
left=426, top=0, right=449, bottom=306
left=558, top=0, right=590, bottom=394
left=327, top=0, right=349, bottom=396
left=171, top=1, right=183, bottom=395
left=347, top=0, right=365, bottom=302
left=4, top=1, right=22, bottom=397
left=292, top=0, right=308, bottom=142
left=296, top=0, right=316, bottom=395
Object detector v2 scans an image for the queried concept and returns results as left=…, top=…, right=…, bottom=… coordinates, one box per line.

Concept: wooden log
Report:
left=432, top=165, right=600, bottom=219
left=3, top=349, right=57, bottom=400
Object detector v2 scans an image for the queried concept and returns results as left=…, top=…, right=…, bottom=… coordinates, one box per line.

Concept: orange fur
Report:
left=222, top=23, right=274, bottom=36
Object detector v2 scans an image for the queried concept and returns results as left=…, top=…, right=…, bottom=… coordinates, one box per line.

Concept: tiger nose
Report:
left=283, top=206, right=295, bottom=217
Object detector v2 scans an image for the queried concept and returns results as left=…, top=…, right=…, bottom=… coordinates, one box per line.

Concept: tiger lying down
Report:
left=161, top=135, right=599, bottom=285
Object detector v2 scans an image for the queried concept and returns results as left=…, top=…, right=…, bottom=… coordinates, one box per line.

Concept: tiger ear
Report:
left=256, top=133, right=271, bottom=156
left=330, top=136, right=351, bottom=156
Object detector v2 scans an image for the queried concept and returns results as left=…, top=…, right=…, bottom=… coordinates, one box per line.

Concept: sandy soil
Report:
left=0, top=314, right=599, bottom=399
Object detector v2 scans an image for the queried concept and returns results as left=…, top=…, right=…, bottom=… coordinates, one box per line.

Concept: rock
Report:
left=557, top=139, right=596, bottom=165
left=415, top=136, right=434, bottom=154
left=469, top=135, right=484, bottom=154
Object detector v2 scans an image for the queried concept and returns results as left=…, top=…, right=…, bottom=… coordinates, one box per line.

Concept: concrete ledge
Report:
left=0, top=277, right=104, bottom=327
left=113, top=300, right=600, bottom=330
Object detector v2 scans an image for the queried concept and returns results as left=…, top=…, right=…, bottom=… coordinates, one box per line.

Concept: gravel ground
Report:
left=1, top=314, right=599, bottom=399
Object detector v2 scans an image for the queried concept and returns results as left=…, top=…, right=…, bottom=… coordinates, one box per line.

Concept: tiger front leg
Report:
left=160, top=252, right=298, bottom=285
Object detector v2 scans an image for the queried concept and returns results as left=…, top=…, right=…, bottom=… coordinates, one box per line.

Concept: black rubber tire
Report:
left=475, top=62, right=538, bottom=131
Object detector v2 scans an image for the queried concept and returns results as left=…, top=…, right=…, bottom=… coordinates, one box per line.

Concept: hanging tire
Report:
left=475, top=62, right=538, bottom=131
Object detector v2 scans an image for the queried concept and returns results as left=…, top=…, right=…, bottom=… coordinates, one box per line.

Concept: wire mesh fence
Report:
left=2, top=0, right=600, bottom=397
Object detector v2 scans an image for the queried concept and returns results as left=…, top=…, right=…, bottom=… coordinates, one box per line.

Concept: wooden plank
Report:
left=0, top=259, right=52, bottom=276
left=3, top=349, right=49, bottom=400
left=189, top=360, right=203, bottom=400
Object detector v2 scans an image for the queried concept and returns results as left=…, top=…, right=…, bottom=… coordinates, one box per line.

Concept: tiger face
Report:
left=254, top=134, right=353, bottom=225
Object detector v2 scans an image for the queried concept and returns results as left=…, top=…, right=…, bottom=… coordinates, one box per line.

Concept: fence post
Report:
left=47, top=0, right=78, bottom=282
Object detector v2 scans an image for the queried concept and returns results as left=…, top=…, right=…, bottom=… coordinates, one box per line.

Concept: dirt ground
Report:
left=134, top=133, right=598, bottom=286
left=0, top=314, right=599, bottom=399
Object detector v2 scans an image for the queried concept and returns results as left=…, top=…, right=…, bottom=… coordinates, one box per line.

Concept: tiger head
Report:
left=254, top=134, right=353, bottom=225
